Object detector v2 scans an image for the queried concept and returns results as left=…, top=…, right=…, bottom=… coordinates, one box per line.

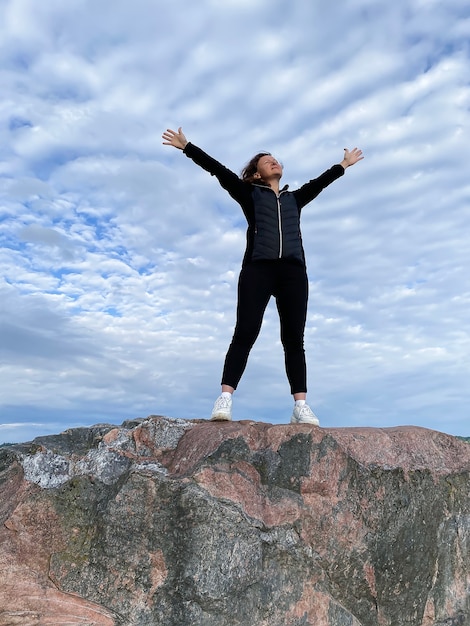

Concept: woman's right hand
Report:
left=162, top=127, right=188, bottom=150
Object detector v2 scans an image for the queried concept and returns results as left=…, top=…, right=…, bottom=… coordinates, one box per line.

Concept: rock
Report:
left=0, top=417, right=469, bottom=626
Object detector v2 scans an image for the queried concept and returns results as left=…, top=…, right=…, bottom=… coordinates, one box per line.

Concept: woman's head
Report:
left=241, top=152, right=283, bottom=184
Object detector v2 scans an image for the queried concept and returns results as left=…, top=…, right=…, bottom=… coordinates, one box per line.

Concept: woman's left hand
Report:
left=341, top=147, right=364, bottom=169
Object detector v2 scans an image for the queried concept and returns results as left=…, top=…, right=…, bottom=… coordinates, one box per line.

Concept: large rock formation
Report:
left=0, top=416, right=469, bottom=626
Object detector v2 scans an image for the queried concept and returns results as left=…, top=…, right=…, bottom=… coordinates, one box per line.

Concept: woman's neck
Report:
left=261, top=175, right=281, bottom=195
left=269, top=180, right=280, bottom=195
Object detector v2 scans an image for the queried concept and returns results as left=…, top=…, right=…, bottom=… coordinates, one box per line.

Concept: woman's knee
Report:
left=231, top=330, right=260, bottom=349
left=281, top=333, right=305, bottom=351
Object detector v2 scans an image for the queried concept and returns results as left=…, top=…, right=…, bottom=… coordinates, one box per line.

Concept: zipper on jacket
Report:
left=252, top=184, right=287, bottom=260
left=276, top=194, right=282, bottom=258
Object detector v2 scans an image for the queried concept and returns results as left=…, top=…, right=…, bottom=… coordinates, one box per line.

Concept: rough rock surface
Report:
left=0, top=416, right=469, bottom=626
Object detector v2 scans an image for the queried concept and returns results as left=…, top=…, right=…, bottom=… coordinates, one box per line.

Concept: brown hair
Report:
left=240, top=152, right=271, bottom=183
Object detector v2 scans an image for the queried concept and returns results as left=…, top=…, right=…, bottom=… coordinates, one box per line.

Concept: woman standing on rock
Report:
left=162, top=127, right=363, bottom=425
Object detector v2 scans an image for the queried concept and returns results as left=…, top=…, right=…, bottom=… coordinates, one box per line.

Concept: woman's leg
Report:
left=275, top=263, right=309, bottom=395
left=276, top=264, right=319, bottom=424
left=221, top=262, right=273, bottom=390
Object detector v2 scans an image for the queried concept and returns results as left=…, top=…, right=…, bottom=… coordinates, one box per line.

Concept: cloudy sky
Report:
left=1, top=0, right=469, bottom=444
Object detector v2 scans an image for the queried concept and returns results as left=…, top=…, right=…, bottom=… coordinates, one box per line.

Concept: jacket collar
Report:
left=252, top=182, right=289, bottom=192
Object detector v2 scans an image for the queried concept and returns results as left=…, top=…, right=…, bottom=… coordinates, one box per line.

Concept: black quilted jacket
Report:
left=183, top=142, right=344, bottom=267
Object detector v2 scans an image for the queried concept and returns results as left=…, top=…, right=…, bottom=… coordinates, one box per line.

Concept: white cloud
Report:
left=1, top=0, right=469, bottom=443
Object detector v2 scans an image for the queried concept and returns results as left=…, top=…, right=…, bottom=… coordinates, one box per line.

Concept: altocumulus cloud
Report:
left=0, top=0, right=469, bottom=442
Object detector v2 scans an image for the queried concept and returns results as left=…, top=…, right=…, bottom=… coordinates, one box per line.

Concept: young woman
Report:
left=162, top=127, right=363, bottom=424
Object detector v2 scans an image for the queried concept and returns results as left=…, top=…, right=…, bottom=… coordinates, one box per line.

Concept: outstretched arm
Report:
left=161, top=126, right=251, bottom=207
left=293, top=147, right=364, bottom=209
left=162, top=127, right=188, bottom=150
left=340, top=147, right=364, bottom=169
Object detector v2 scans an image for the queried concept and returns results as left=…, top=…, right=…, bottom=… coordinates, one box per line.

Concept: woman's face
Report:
left=255, top=155, right=283, bottom=180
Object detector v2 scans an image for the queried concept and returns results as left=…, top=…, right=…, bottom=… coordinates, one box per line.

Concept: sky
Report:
left=1, top=0, right=469, bottom=444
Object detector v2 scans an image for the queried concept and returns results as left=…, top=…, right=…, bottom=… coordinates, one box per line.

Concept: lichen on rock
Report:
left=0, top=417, right=469, bottom=625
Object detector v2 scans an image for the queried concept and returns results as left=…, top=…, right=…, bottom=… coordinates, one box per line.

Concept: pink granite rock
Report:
left=0, top=418, right=469, bottom=625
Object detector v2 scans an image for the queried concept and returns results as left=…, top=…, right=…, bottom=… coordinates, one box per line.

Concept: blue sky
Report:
left=1, top=0, right=469, bottom=443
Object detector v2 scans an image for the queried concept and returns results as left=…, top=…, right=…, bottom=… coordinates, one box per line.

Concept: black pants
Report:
left=222, top=260, right=309, bottom=394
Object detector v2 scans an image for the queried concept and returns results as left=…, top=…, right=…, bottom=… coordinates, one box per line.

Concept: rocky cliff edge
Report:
left=0, top=416, right=469, bottom=626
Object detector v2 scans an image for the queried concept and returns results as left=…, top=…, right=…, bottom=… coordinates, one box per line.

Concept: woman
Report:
left=162, top=127, right=363, bottom=424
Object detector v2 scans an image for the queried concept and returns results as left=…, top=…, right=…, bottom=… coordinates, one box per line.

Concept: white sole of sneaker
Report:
left=210, top=414, right=232, bottom=421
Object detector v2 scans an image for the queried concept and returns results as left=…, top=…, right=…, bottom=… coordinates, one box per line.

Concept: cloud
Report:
left=1, top=0, right=469, bottom=443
